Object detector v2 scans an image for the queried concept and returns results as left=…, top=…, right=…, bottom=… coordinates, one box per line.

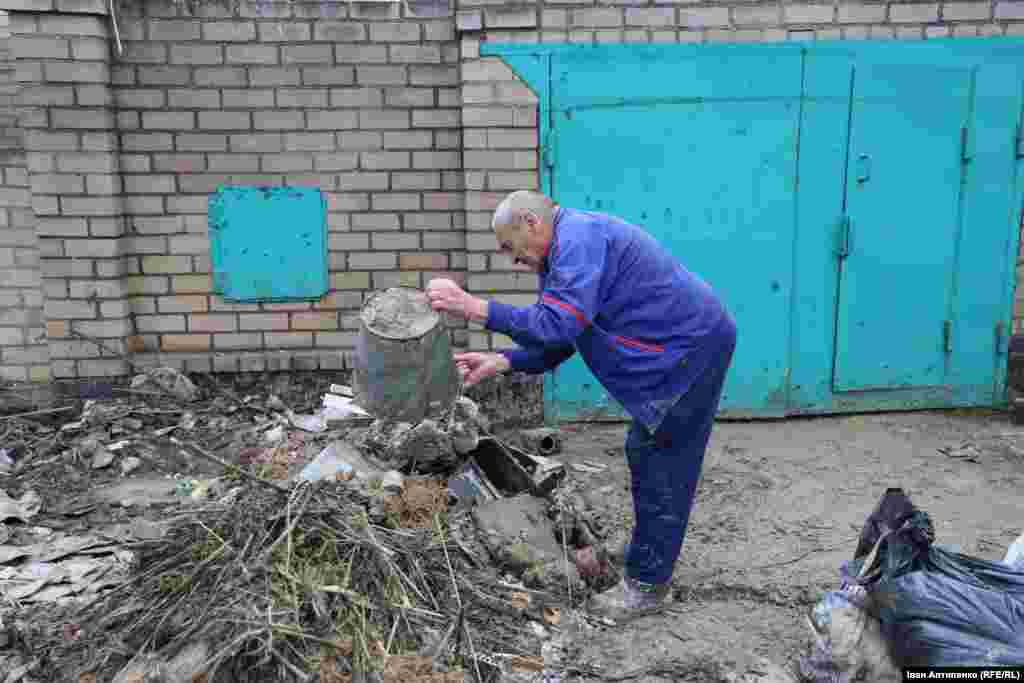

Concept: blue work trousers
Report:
left=624, top=316, right=737, bottom=586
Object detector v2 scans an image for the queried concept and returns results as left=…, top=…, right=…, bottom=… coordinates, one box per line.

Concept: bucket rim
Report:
left=360, top=286, right=443, bottom=341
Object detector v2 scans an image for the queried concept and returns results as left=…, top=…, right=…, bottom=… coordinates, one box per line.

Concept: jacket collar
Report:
left=541, top=205, right=563, bottom=276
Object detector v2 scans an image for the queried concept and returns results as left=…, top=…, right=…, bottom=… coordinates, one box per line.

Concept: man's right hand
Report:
left=454, top=352, right=510, bottom=388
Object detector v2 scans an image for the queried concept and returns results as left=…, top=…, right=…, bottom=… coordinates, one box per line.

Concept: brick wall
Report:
left=0, top=9, right=48, bottom=382
left=3, top=0, right=1024, bottom=379
left=456, top=0, right=1024, bottom=351
left=11, top=7, right=136, bottom=379
left=7, top=0, right=465, bottom=377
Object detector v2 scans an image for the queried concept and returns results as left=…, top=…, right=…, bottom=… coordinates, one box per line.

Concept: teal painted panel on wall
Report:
left=208, top=186, right=328, bottom=303
left=481, top=40, right=1024, bottom=421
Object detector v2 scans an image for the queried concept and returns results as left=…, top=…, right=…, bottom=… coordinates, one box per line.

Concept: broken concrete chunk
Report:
left=453, top=396, right=490, bottom=434
left=361, top=419, right=413, bottom=453
left=263, top=425, right=286, bottom=445
left=0, top=489, right=41, bottom=523
left=381, top=470, right=404, bottom=492
left=387, top=419, right=457, bottom=473
left=80, top=400, right=126, bottom=427
left=112, top=640, right=211, bottom=683
left=89, top=447, right=116, bottom=470
left=474, top=495, right=561, bottom=567
left=119, top=457, right=142, bottom=476
left=449, top=420, right=480, bottom=455
left=130, top=367, right=199, bottom=403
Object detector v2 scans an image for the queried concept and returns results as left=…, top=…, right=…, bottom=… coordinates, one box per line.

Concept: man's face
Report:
left=495, top=212, right=546, bottom=272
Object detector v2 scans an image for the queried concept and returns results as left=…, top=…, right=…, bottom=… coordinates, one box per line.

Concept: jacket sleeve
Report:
left=485, top=234, right=605, bottom=348
left=500, top=345, right=576, bottom=374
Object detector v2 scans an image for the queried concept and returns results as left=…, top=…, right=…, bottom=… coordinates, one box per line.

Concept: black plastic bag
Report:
left=849, top=490, right=1024, bottom=667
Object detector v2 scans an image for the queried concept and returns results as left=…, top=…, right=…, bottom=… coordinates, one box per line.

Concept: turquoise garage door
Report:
left=481, top=41, right=1024, bottom=422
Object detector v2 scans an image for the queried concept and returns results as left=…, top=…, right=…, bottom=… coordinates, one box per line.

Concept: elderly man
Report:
left=426, top=190, right=737, bottom=622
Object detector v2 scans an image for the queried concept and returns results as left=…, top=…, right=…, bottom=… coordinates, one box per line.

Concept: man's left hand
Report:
left=426, top=278, right=487, bottom=323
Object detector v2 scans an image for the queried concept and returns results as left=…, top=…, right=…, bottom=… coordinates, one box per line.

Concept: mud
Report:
left=536, top=408, right=1024, bottom=680
left=3, top=372, right=1021, bottom=683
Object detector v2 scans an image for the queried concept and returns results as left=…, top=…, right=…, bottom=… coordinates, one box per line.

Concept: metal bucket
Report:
left=353, top=287, right=459, bottom=423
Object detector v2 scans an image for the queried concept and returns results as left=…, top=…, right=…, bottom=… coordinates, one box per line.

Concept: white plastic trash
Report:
left=1005, top=531, right=1024, bottom=569
left=298, top=442, right=381, bottom=484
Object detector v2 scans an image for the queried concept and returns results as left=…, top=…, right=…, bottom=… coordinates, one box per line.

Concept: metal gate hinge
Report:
left=960, top=127, right=972, bottom=163
left=541, top=127, right=556, bottom=170
left=835, top=215, right=851, bottom=259
left=943, top=320, right=953, bottom=354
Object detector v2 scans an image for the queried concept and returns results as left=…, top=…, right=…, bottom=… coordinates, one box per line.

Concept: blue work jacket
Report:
left=486, top=207, right=734, bottom=433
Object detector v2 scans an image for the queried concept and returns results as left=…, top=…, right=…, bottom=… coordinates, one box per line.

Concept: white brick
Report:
left=944, top=2, right=992, bottom=19
left=838, top=4, right=888, bottom=23
left=995, top=1, right=1024, bottom=18
left=783, top=4, right=835, bottom=24
left=890, top=3, right=938, bottom=22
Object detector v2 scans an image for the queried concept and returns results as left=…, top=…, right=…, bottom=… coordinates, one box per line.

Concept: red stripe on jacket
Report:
left=542, top=293, right=588, bottom=327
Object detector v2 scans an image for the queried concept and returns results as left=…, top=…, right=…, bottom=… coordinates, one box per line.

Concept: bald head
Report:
left=491, top=190, right=556, bottom=273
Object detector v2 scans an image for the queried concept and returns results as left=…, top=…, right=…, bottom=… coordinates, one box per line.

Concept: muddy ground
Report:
left=515, top=408, right=1024, bottom=681
left=1, top=370, right=1022, bottom=682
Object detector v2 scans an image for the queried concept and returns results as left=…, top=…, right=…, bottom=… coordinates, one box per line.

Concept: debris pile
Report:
left=35, top=479, right=550, bottom=682
left=0, top=362, right=605, bottom=683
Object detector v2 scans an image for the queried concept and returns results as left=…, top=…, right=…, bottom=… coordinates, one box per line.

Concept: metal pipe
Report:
left=108, top=0, right=123, bottom=58
left=519, top=427, right=562, bottom=457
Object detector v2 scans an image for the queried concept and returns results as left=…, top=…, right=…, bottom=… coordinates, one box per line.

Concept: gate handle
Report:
left=855, top=154, right=871, bottom=184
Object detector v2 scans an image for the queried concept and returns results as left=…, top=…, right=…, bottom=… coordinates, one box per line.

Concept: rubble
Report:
left=0, top=361, right=889, bottom=683
left=0, top=533, right=133, bottom=606
left=0, top=371, right=580, bottom=683
left=0, top=490, right=41, bottom=524
left=129, top=367, right=200, bottom=403
left=81, top=439, right=116, bottom=470
left=119, top=457, right=141, bottom=476
left=384, top=418, right=457, bottom=473
left=110, top=640, right=211, bottom=683
left=473, top=495, right=585, bottom=595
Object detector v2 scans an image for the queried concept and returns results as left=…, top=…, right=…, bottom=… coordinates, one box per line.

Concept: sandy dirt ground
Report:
left=525, top=408, right=1024, bottom=681
left=2, top=381, right=1021, bottom=682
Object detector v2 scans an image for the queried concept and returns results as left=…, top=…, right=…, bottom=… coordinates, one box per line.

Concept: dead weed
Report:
left=384, top=479, right=449, bottom=529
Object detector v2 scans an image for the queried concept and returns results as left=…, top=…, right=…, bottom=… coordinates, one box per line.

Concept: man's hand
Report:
left=454, top=352, right=510, bottom=388
left=426, top=278, right=488, bottom=323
